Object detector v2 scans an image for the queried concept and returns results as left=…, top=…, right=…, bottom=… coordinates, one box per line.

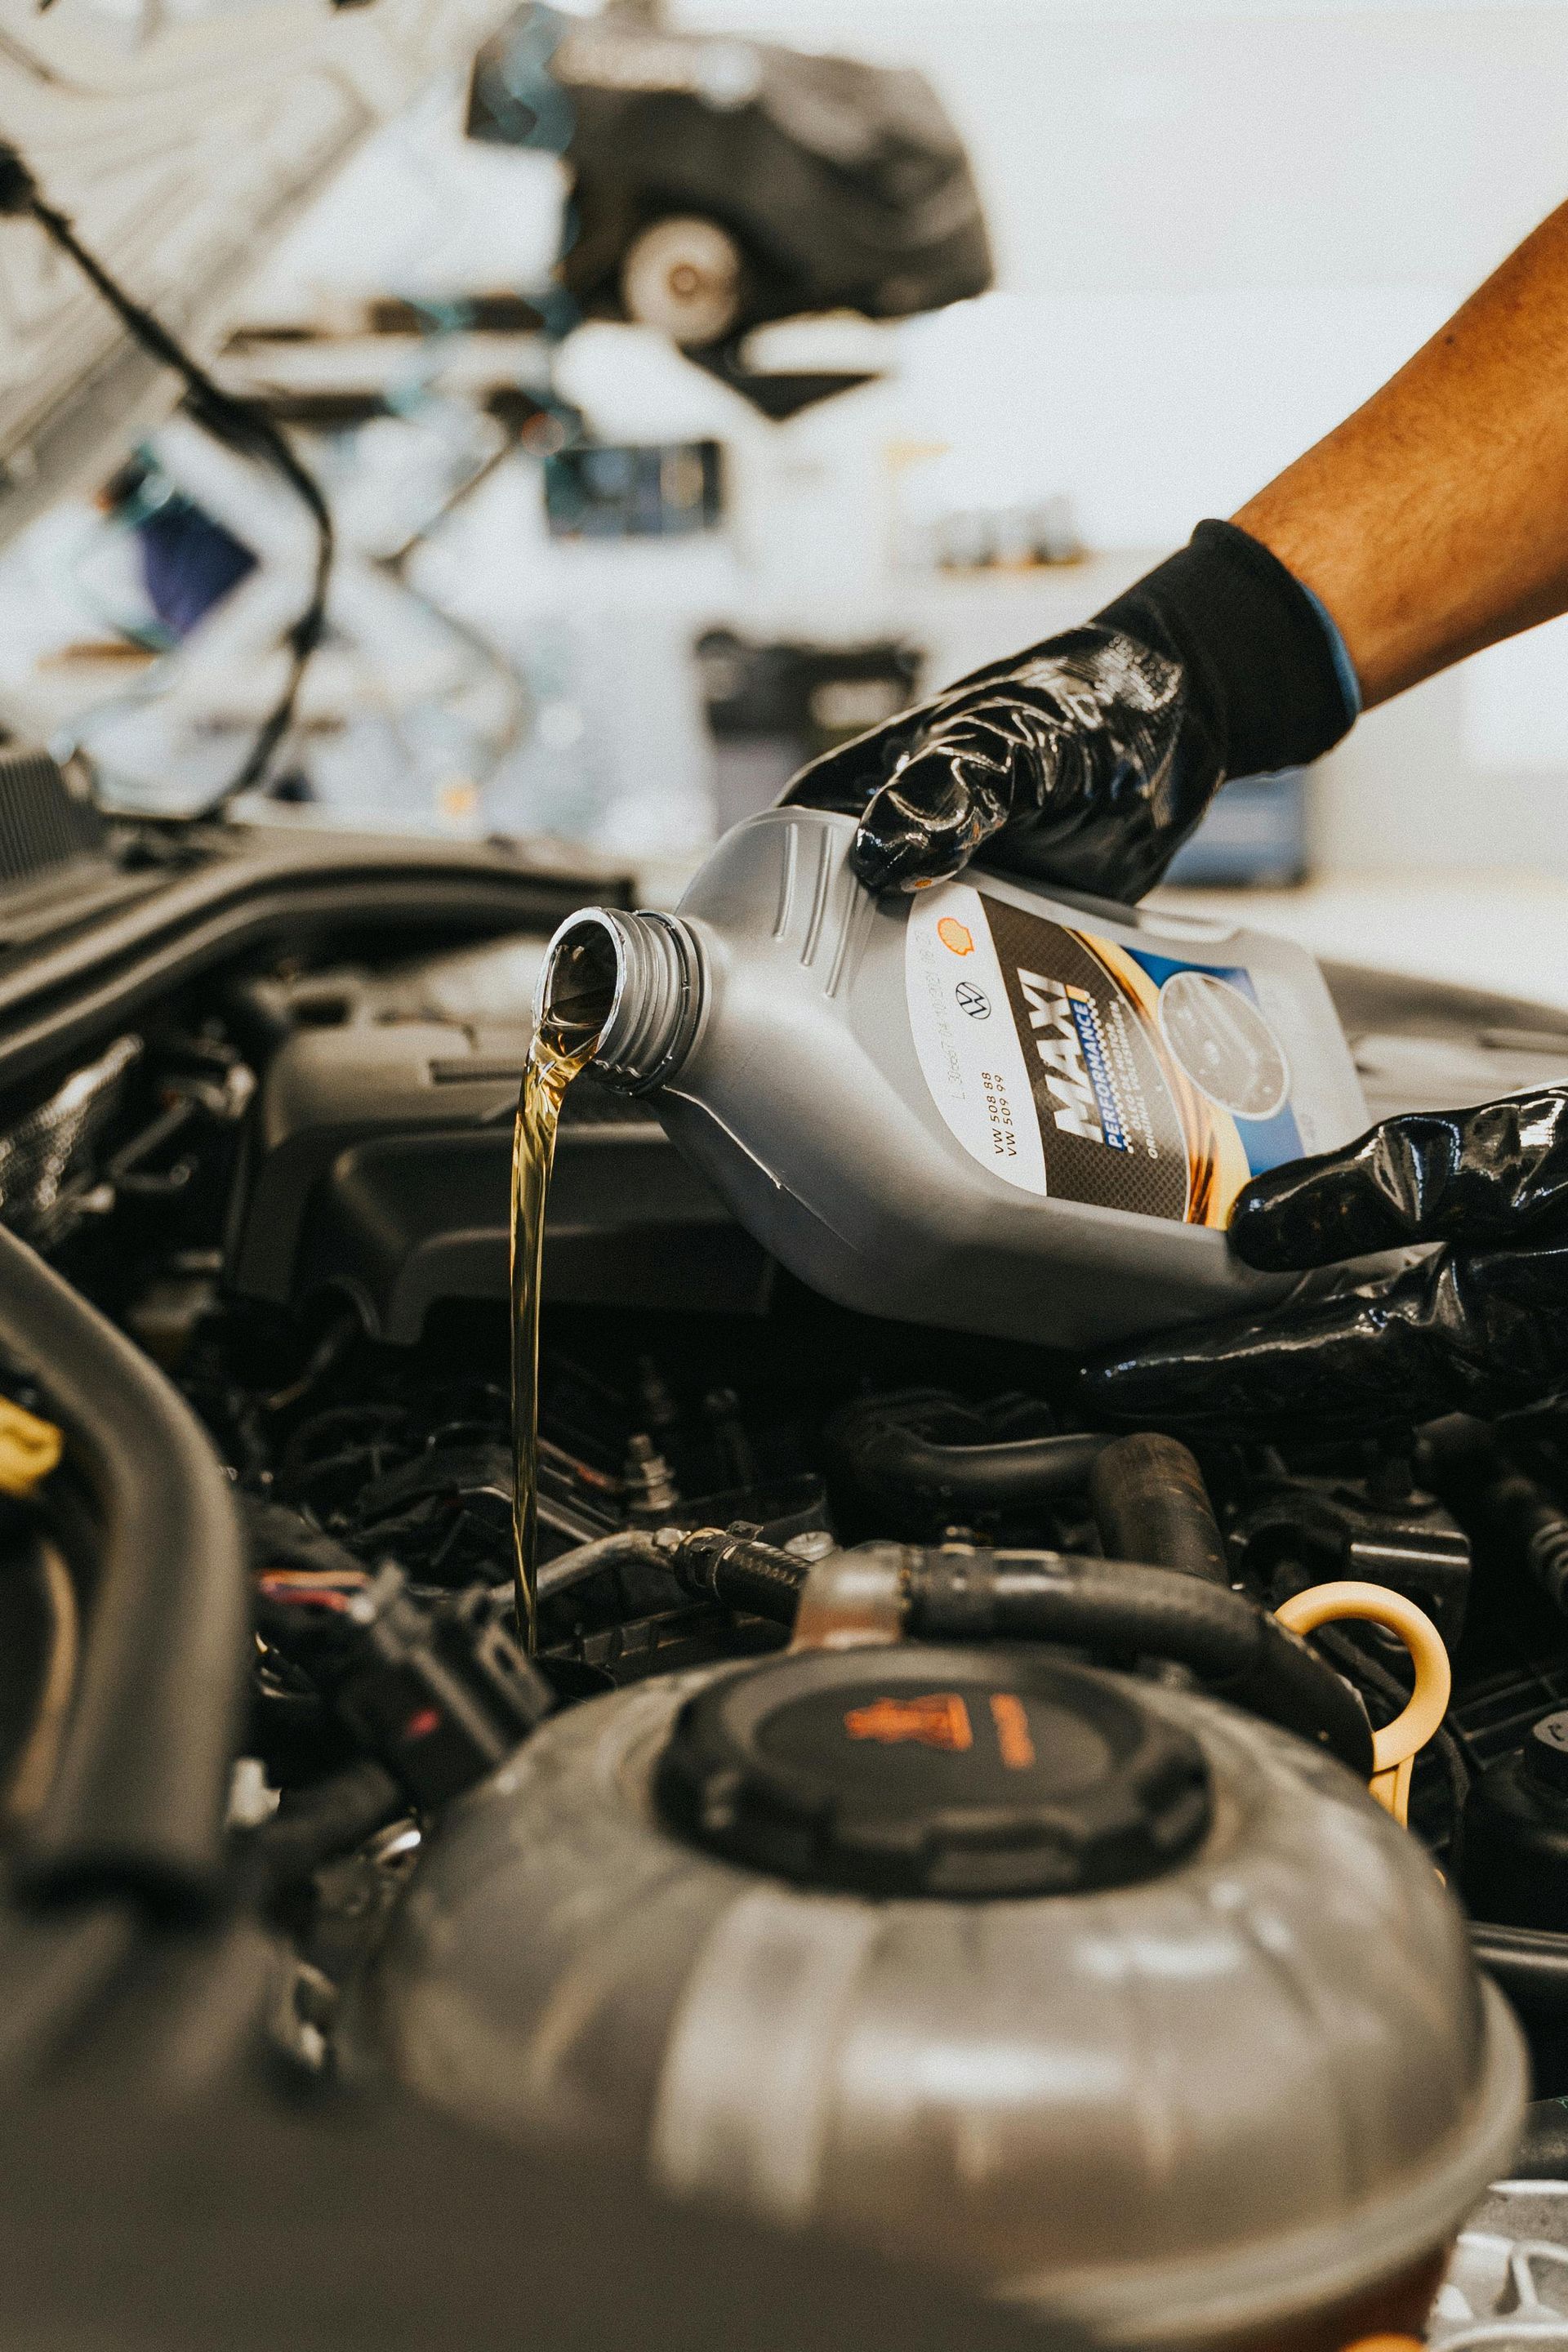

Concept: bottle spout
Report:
left=534, top=907, right=702, bottom=1094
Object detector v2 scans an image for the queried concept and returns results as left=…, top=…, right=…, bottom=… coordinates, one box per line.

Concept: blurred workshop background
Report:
left=5, top=0, right=1568, bottom=1002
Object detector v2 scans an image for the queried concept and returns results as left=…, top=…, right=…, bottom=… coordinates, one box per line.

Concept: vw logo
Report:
left=956, top=981, right=991, bottom=1020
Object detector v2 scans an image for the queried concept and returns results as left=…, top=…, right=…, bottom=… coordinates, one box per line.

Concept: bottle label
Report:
left=904, top=882, right=1303, bottom=1223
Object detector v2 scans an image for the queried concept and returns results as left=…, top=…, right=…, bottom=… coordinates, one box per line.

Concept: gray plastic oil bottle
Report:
left=534, top=806, right=1368, bottom=1350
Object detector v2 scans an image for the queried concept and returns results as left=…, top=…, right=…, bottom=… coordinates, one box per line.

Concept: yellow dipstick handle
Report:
left=1274, top=1581, right=1450, bottom=1826
left=0, top=1396, right=61, bottom=1499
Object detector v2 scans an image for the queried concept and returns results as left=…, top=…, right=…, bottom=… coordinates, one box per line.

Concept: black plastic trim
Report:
left=0, top=822, right=632, bottom=1094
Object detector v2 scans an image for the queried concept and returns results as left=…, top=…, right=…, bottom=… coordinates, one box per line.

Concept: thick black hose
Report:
left=1088, top=1433, right=1229, bottom=1585
left=671, top=1526, right=809, bottom=1624
left=674, top=1527, right=1371, bottom=1766
left=0, top=1224, right=248, bottom=1912
left=827, top=1397, right=1109, bottom=1525
left=245, top=1761, right=404, bottom=1901
left=905, top=1548, right=1374, bottom=1773
left=1469, top=1920, right=1568, bottom=2018
left=1512, top=2096, right=1568, bottom=2177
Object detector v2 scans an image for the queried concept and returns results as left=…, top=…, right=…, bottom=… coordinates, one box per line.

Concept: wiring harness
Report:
left=0, top=139, right=334, bottom=813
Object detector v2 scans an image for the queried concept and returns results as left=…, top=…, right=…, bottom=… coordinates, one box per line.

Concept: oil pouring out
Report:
left=510, top=938, right=605, bottom=1648
left=515, top=904, right=702, bottom=1646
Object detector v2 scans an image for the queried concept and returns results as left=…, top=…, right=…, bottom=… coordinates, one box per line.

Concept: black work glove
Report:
left=1080, top=1089, right=1568, bottom=1434
left=781, top=519, right=1356, bottom=902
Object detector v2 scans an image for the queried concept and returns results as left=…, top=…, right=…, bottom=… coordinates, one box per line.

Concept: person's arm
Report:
left=787, top=198, right=1568, bottom=903
left=1237, top=198, right=1568, bottom=706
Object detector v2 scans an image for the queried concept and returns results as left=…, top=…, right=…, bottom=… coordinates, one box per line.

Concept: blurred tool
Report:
left=546, top=440, right=723, bottom=540
left=696, top=630, right=920, bottom=829
left=466, top=2, right=993, bottom=415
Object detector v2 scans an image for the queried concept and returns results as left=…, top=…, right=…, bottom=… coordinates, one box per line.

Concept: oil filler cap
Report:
left=656, top=1647, right=1212, bottom=1899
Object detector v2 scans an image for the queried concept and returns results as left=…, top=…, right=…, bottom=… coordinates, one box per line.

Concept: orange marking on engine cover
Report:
left=844, top=1694, right=973, bottom=1752
left=936, top=916, right=974, bottom=956
left=990, top=1693, right=1036, bottom=1771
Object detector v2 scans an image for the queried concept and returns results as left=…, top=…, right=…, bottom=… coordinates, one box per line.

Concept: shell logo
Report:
left=936, top=916, right=974, bottom=957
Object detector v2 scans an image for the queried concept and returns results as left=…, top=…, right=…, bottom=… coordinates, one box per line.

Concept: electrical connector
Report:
left=334, top=1569, right=555, bottom=1808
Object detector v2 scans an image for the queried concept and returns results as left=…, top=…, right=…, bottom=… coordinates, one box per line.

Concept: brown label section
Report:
left=986, top=897, right=1192, bottom=1219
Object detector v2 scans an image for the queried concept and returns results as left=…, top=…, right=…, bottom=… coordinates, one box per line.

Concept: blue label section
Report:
left=1064, top=988, right=1130, bottom=1152
left=1227, top=1096, right=1305, bottom=1177
left=1126, top=947, right=1304, bottom=1176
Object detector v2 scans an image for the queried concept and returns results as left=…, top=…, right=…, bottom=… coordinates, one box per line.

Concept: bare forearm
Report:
left=1235, top=199, right=1568, bottom=706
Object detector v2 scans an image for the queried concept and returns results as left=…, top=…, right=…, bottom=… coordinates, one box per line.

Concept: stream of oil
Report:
left=510, top=1001, right=600, bottom=1650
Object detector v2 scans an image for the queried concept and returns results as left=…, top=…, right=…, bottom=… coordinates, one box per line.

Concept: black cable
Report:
left=0, top=140, right=334, bottom=814
left=826, top=1396, right=1110, bottom=1528
left=243, top=1497, right=368, bottom=1584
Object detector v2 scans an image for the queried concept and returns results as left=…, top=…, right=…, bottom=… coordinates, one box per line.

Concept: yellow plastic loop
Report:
left=1274, top=1580, right=1450, bottom=1826
left=0, top=1396, right=61, bottom=1499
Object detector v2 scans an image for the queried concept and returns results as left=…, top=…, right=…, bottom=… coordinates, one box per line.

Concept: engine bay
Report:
left=6, top=811, right=1568, bottom=2345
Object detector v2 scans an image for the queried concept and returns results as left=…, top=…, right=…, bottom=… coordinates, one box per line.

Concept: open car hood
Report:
left=0, top=0, right=514, bottom=549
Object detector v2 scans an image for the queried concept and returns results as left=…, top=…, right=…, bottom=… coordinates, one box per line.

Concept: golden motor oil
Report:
left=532, top=806, right=1369, bottom=1350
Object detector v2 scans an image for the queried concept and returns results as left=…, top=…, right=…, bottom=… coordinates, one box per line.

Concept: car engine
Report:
left=4, top=780, right=1568, bottom=2346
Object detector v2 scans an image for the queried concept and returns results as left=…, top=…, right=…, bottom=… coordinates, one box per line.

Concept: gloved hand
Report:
left=782, top=519, right=1357, bottom=902
left=1080, top=1089, right=1568, bottom=1434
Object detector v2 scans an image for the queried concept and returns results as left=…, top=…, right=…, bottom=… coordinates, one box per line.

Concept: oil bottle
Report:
left=532, top=806, right=1368, bottom=1354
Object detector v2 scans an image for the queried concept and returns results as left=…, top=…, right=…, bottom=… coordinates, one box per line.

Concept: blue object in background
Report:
left=1164, top=768, right=1309, bottom=889
left=135, top=495, right=257, bottom=641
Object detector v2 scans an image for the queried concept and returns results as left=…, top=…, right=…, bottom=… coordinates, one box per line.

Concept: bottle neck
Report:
left=533, top=907, right=702, bottom=1094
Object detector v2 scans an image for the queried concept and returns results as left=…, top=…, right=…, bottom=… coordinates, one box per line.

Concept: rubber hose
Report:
left=827, top=1401, right=1110, bottom=1518
left=671, top=1526, right=808, bottom=1625
left=0, top=1223, right=248, bottom=1913
left=246, top=1760, right=404, bottom=1900
left=1512, top=2096, right=1568, bottom=2178
left=904, top=1548, right=1374, bottom=1773
left=1089, top=1434, right=1229, bottom=1586
left=1469, top=1920, right=1568, bottom=2018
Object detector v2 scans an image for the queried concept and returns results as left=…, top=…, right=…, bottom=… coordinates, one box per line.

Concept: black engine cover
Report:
left=225, top=1021, right=771, bottom=1342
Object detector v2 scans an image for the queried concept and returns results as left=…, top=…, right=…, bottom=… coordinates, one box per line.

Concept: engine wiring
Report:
left=256, top=1568, right=372, bottom=1616
left=0, top=139, right=334, bottom=816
